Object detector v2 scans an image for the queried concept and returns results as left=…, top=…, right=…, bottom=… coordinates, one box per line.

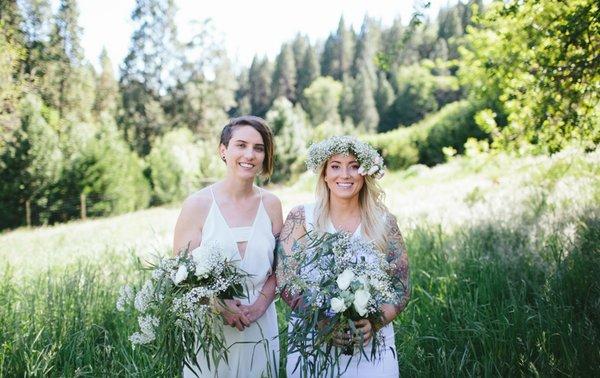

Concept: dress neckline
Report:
left=328, top=220, right=362, bottom=238
left=210, top=185, right=263, bottom=260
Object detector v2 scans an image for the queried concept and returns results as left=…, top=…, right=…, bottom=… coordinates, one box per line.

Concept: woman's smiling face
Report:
left=323, top=153, right=365, bottom=200
left=220, top=125, right=265, bottom=179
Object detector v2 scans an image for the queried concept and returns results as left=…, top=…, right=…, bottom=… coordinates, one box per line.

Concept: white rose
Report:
left=330, top=297, right=348, bottom=313
left=358, top=166, right=366, bottom=176
left=357, top=275, right=369, bottom=289
left=367, top=165, right=379, bottom=175
left=172, top=265, right=188, bottom=285
left=353, top=289, right=371, bottom=317
left=195, top=260, right=211, bottom=278
left=337, top=269, right=355, bottom=290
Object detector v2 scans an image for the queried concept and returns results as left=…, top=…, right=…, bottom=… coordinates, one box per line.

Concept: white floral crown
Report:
left=306, top=135, right=386, bottom=179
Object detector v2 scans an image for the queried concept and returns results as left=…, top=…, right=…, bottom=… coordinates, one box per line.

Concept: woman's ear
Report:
left=219, top=144, right=227, bottom=160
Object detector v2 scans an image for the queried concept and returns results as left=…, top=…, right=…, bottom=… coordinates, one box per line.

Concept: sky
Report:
left=75, top=0, right=451, bottom=74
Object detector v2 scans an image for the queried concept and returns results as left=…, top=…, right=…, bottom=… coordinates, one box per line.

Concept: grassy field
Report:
left=1, top=148, right=599, bottom=376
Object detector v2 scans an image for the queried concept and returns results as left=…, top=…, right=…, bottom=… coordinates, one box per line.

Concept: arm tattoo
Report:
left=385, top=213, right=410, bottom=312
left=280, top=206, right=305, bottom=243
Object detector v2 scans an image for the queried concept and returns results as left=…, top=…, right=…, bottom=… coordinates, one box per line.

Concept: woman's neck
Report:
left=329, top=195, right=360, bottom=219
left=218, top=176, right=256, bottom=200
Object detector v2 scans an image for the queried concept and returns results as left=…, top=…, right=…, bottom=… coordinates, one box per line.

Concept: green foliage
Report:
left=351, top=64, right=379, bottom=132
left=302, top=76, right=342, bottom=125
left=459, top=0, right=600, bottom=153
left=367, top=100, right=487, bottom=169
left=266, top=97, right=310, bottom=182
left=0, top=21, right=23, bottom=149
left=0, top=94, right=63, bottom=228
left=271, top=43, right=297, bottom=103
left=147, top=128, right=223, bottom=205
left=53, top=117, right=150, bottom=219
left=384, top=64, right=441, bottom=129
left=248, top=56, right=273, bottom=117
left=296, top=41, right=320, bottom=105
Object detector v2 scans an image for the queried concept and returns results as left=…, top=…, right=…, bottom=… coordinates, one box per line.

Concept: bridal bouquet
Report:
left=116, top=241, right=249, bottom=372
left=279, top=232, right=404, bottom=376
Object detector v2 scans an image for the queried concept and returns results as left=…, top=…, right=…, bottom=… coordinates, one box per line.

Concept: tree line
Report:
left=1, top=0, right=597, bottom=230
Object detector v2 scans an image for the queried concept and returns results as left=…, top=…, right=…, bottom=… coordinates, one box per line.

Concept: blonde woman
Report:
left=279, top=136, right=410, bottom=377
left=173, top=116, right=282, bottom=377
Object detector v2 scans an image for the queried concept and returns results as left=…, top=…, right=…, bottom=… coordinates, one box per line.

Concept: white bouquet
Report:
left=116, top=241, right=249, bottom=372
left=279, top=232, right=405, bottom=376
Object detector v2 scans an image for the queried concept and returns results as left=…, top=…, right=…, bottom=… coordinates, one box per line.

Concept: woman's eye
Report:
left=237, top=143, right=245, bottom=148
left=255, top=146, right=264, bottom=152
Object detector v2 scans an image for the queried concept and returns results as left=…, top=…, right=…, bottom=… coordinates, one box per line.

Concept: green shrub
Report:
left=147, top=128, right=201, bottom=204
left=366, top=100, right=488, bottom=170
left=52, top=118, right=151, bottom=219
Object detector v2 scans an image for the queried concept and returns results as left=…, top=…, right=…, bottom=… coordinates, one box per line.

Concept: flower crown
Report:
left=306, top=135, right=385, bottom=179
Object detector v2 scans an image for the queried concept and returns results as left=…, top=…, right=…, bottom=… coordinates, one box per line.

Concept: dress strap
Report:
left=209, top=185, right=216, bottom=201
left=257, top=186, right=263, bottom=203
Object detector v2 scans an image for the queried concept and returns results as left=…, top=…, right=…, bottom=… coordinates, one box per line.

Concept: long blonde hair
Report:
left=313, top=163, right=389, bottom=252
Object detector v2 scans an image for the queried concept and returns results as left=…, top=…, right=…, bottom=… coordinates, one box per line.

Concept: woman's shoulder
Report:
left=259, top=188, right=282, bottom=208
left=180, top=187, right=213, bottom=216
left=285, top=204, right=310, bottom=220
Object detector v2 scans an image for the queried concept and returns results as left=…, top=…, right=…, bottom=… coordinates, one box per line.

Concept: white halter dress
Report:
left=285, top=203, right=399, bottom=378
left=183, top=186, right=279, bottom=378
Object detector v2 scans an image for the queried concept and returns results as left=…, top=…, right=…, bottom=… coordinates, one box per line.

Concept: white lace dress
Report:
left=285, top=203, right=399, bottom=378
left=183, top=186, right=279, bottom=377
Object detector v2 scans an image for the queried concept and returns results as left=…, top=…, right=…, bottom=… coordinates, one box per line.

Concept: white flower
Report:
left=306, top=136, right=385, bottom=179
left=134, top=280, right=153, bottom=312
left=353, top=289, right=371, bottom=317
left=330, top=297, right=347, bottom=313
left=358, top=166, right=366, bottom=176
left=116, top=285, right=134, bottom=311
left=172, top=265, right=188, bottom=285
left=357, top=275, right=369, bottom=289
left=367, top=165, right=379, bottom=175
left=336, top=269, right=355, bottom=290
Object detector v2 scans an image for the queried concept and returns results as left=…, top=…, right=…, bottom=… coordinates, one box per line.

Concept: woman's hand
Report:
left=352, top=319, right=373, bottom=345
left=331, top=319, right=373, bottom=347
left=238, top=301, right=267, bottom=324
left=214, top=299, right=250, bottom=331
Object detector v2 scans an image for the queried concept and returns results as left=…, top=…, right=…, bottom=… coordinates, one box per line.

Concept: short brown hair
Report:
left=220, top=116, right=274, bottom=178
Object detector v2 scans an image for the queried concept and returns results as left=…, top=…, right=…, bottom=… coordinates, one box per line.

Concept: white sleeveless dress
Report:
left=183, top=186, right=279, bottom=378
left=285, top=203, right=399, bottom=378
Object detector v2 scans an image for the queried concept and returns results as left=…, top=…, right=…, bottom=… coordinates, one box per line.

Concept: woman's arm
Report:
left=375, top=213, right=410, bottom=330
left=172, top=193, right=209, bottom=256
left=276, top=205, right=307, bottom=309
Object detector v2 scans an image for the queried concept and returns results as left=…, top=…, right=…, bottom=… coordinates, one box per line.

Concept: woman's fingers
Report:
left=353, top=319, right=373, bottom=344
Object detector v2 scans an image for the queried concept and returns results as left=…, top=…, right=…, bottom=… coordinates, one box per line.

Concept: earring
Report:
left=221, top=155, right=226, bottom=162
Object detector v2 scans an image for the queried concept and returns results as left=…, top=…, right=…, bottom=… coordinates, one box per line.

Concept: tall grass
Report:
left=397, top=211, right=600, bottom=376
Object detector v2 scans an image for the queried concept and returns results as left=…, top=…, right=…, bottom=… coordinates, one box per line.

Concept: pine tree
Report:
left=40, top=0, right=85, bottom=119
left=353, top=16, right=382, bottom=85
left=94, top=48, right=119, bottom=118
left=352, top=66, right=379, bottom=133
left=271, top=43, right=297, bottom=103
left=296, top=44, right=320, bottom=107
left=119, top=0, right=178, bottom=154
left=248, top=56, right=272, bottom=117
left=338, top=74, right=354, bottom=124
left=375, top=72, right=394, bottom=131
left=320, top=35, right=336, bottom=78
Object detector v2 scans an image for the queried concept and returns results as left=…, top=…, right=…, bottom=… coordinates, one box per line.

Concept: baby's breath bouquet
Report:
left=279, top=232, right=404, bottom=377
left=116, top=241, right=249, bottom=373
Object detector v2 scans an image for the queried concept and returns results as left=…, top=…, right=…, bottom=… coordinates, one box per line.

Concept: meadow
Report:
left=1, top=148, right=599, bottom=377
